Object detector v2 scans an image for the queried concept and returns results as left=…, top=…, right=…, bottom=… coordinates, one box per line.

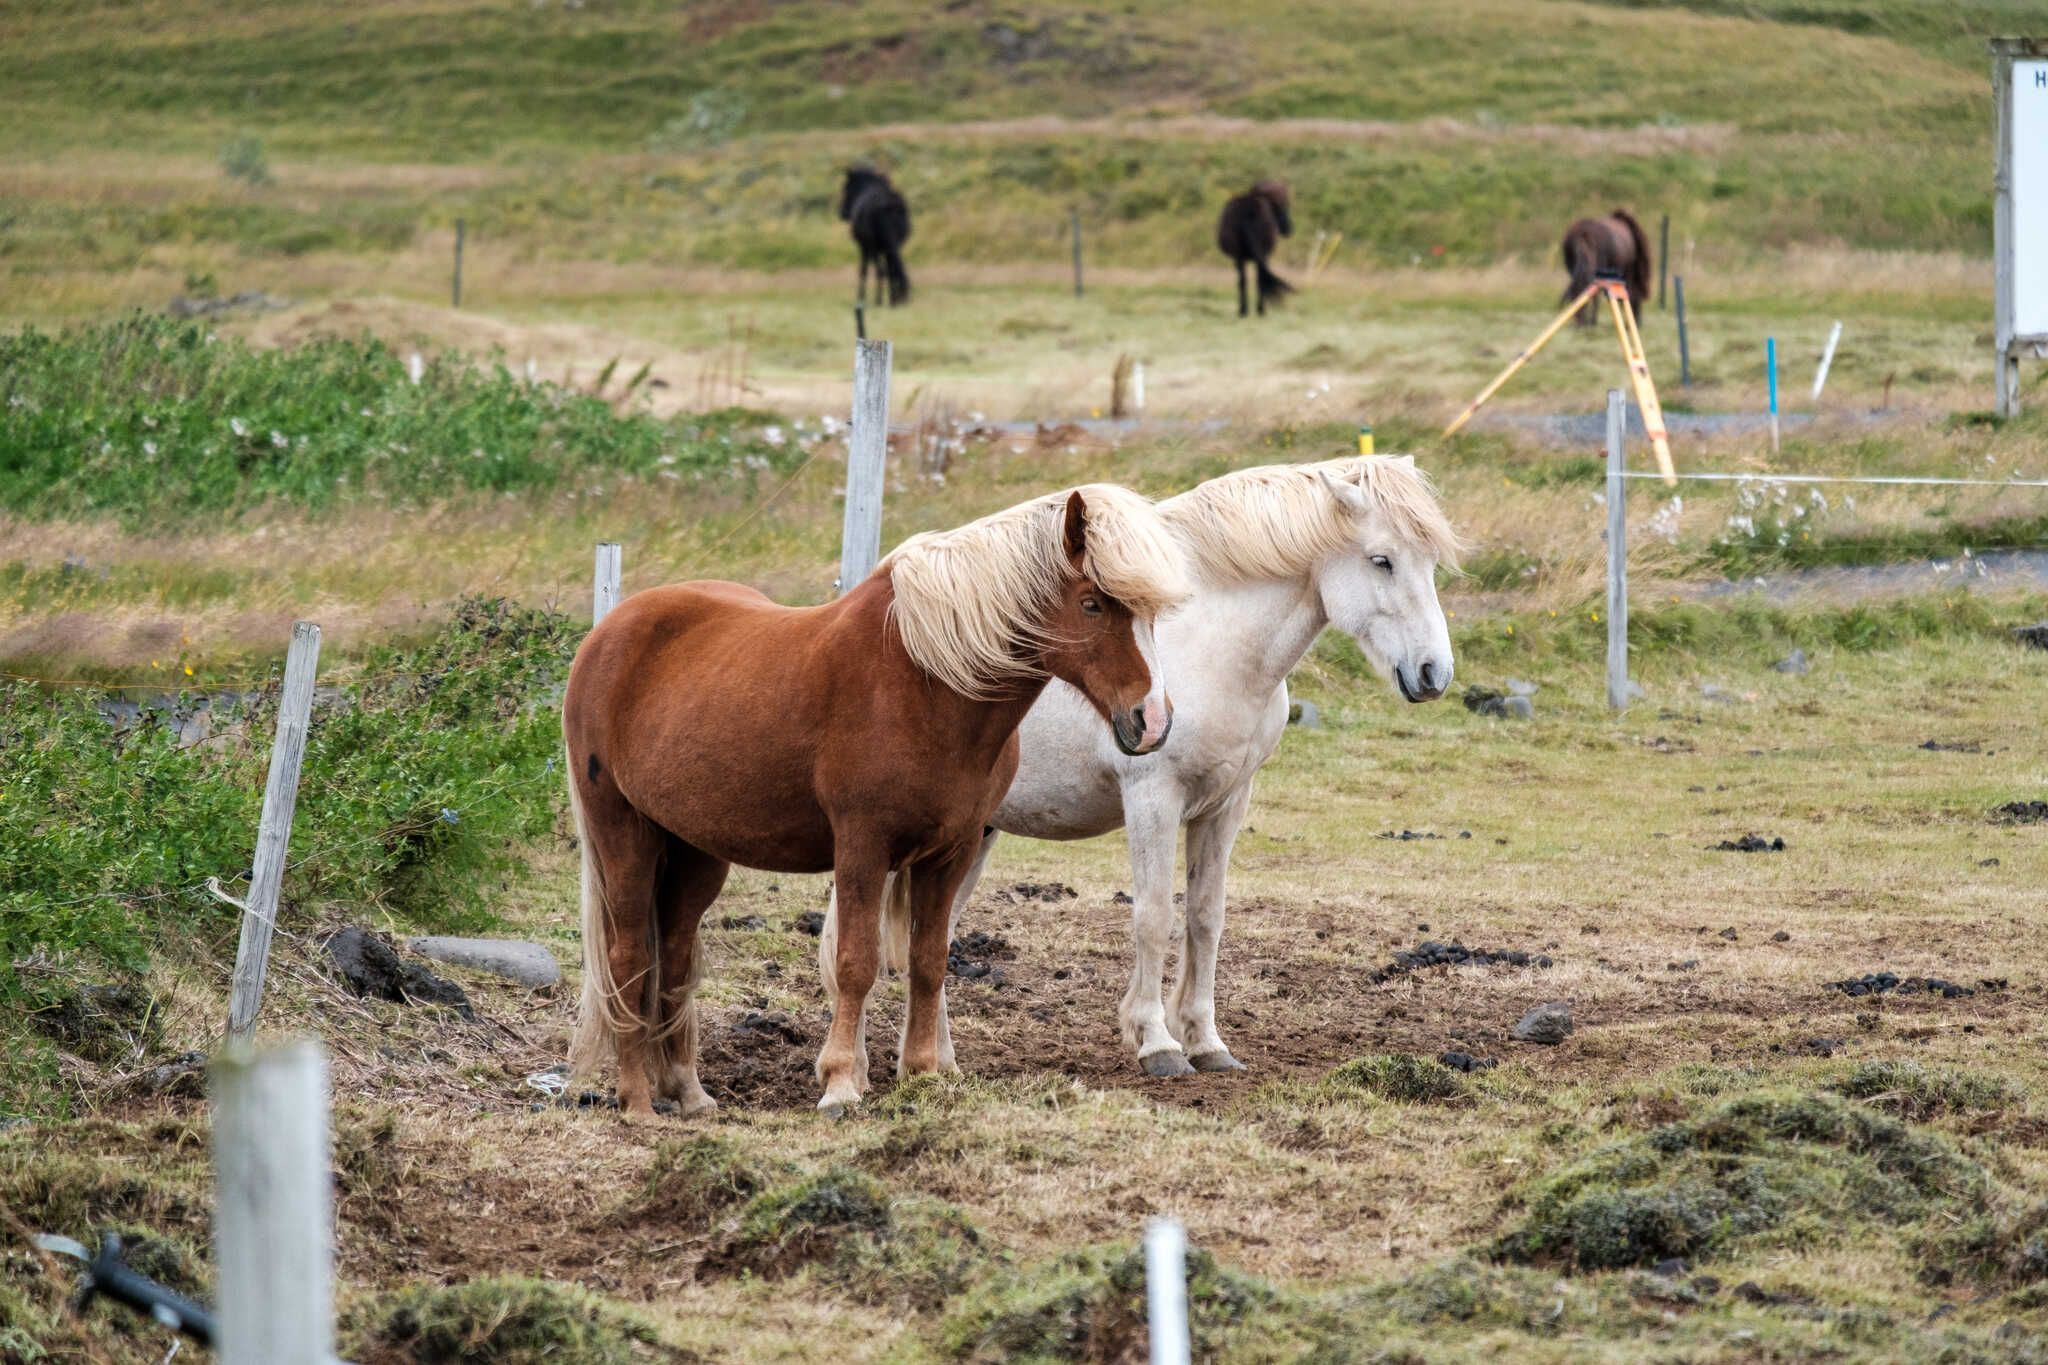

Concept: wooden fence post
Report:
left=840, top=338, right=892, bottom=594
left=225, top=621, right=320, bottom=1039
left=213, top=1039, right=333, bottom=1365
left=453, top=218, right=465, bottom=309
left=592, top=542, right=622, bottom=626
left=1070, top=208, right=1084, bottom=298
left=1674, top=275, right=1692, bottom=387
left=1145, top=1218, right=1190, bottom=1365
left=1605, top=389, right=1631, bottom=712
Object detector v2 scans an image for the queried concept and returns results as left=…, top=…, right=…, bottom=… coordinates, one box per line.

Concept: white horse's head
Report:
left=1311, top=458, right=1457, bottom=703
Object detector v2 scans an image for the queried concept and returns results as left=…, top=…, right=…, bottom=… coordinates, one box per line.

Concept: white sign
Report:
left=2017, top=61, right=2048, bottom=339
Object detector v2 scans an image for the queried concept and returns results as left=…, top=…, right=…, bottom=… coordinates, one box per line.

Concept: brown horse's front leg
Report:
left=899, top=845, right=979, bottom=1078
left=1235, top=259, right=1249, bottom=318
left=817, top=844, right=888, bottom=1116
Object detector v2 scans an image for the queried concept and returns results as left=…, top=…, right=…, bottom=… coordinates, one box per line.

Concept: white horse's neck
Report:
left=1178, top=567, right=1330, bottom=702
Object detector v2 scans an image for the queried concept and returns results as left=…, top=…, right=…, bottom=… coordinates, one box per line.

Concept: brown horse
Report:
left=1560, top=208, right=1651, bottom=325
left=1217, top=180, right=1294, bottom=317
left=563, top=485, right=1190, bottom=1119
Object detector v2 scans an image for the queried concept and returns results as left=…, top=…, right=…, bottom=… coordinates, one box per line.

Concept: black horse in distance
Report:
left=1217, top=180, right=1294, bottom=317
left=840, top=166, right=912, bottom=307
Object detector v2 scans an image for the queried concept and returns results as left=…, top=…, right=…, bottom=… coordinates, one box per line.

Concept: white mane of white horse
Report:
left=823, top=453, right=1460, bottom=1081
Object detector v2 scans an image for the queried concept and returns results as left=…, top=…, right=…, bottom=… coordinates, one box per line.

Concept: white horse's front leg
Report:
left=1170, top=783, right=1253, bottom=1072
left=1121, top=797, right=1191, bottom=1077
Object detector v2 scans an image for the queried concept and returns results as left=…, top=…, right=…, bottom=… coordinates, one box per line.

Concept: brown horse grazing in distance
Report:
left=1561, top=208, right=1652, bottom=325
left=563, top=486, right=1191, bottom=1119
left=1217, top=180, right=1294, bottom=317
left=840, top=165, right=912, bottom=307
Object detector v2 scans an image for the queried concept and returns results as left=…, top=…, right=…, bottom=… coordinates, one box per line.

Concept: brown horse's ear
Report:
left=1062, top=490, right=1089, bottom=565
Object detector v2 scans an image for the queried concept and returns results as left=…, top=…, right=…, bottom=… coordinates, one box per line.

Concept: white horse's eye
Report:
left=1371, top=555, right=1394, bottom=573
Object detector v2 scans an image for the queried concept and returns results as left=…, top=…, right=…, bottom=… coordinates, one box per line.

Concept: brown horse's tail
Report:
left=1611, top=208, right=1652, bottom=316
left=1255, top=259, right=1294, bottom=306
left=566, top=769, right=620, bottom=1083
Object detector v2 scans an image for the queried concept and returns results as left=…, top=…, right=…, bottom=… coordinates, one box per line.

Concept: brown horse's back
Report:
left=1560, top=210, right=1649, bottom=321
left=565, top=581, right=851, bottom=873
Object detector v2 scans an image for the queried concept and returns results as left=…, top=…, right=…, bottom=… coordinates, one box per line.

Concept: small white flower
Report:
left=762, top=425, right=785, bottom=447
left=230, top=417, right=248, bottom=437
left=270, top=430, right=287, bottom=448
left=143, top=440, right=158, bottom=456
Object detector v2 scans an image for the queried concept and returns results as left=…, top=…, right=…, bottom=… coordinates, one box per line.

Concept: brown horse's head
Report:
left=1043, top=490, right=1175, bottom=755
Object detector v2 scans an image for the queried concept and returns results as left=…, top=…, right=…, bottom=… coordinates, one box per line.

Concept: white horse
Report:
left=821, top=454, right=1460, bottom=1079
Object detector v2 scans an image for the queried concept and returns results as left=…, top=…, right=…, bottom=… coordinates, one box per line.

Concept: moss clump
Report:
left=941, top=1242, right=1291, bottom=1364
left=1494, top=1092, right=1988, bottom=1272
left=1919, top=1201, right=2048, bottom=1291
left=342, top=1275, right=681, bottom=1364
left=607, top=1134, right=785, bottom=1230
left=1328, top=1054, right=1472, bottom=1104
left=1826, top=1060, right=2020, bottom=1119
left=701, top=1168, right=981, bottom=1307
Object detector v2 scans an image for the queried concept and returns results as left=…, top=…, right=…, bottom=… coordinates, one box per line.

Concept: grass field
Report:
left=8, top=2, right=2048, bottom=1361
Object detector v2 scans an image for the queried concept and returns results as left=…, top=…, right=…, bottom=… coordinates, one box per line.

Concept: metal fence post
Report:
left=840, top=338, right=892, bottom=593
left=1606, top=389, right=1630, bottom=712
left=1070, top=208, right=1084, bottom=298
left=592, top=542, right=622, bottom=626
left=213, top=1039, right=333, bottom=1364
left=225, top=621, right=320, bottom=1038
left=1674, top=275, right=1692, bottom=387
left=452, top=218, right=465, bottom=309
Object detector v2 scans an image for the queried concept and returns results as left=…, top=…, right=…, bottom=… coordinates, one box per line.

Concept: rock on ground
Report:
left=1773, top=648, right=1810, bottom=674
left=406, top=936, right=561, bottom=989
left=1512, top=1001, right=1573, bottom=1045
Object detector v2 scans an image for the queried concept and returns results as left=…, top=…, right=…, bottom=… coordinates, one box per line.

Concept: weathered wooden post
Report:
left=225, top=621, right=320, bottom=1038
left=592, top=542, right=622, bottom=626
left=1674, top=275, right=1692, bottom=387
left=1070, top=208, right=1084, bottom=298
left=1145, top=1217, right=1190, bottom=1365
left=453, top=218, right=465, bottom=309
left=213, top=1039, right=333, bottom=1364
left=1605, top=389, right=1630, bottom=712
left=840, top=338, right=892, bottom=594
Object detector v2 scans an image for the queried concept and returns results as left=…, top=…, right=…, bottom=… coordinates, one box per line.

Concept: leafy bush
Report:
left=218, top=135, right=272, bottom=187
left=0, top=317, right=791, bottom=522
left=0, top=597, right=575, bottom=1007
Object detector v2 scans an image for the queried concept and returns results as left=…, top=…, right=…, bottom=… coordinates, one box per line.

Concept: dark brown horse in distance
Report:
left=1217, top=180, right=1294, bottom=317
left=1560, top=209, right=1651, bottom=324
left=563, top=485, right=1191, bottom=1120
left=840, top=165, right=911, bottom=307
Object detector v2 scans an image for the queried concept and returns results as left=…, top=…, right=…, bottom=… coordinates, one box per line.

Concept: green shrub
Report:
left=341, top=1275, right=678, bottom=1363
left=1328, top=1054, right=1472, bottom=1105
left=0, top=317, right=791, bottom=523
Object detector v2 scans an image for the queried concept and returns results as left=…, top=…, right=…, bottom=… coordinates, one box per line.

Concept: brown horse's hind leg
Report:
left=651, top=839, right=730, bottom=1118
left=1235, top=258, right=1249, bottom=318
left=817, top=842, right=888, bottom=1116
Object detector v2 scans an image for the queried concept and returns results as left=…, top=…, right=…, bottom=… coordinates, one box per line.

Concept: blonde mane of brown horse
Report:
left=884, top=483, right=1189, bottom=698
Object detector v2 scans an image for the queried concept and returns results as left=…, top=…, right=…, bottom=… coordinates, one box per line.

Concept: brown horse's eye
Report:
left=1081, top=594, right=1104, bottom=616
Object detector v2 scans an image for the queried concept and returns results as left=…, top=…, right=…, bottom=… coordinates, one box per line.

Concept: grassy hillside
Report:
left=0, top=0, right=2011, bottom=293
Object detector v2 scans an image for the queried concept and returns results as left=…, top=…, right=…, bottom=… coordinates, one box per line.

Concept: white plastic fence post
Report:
left=1605, top=389, right=1631, bottom=712
left=840, top=338, right=892, bottom=594
left=592, top=542, right=622, bottom=626
left=1132, top=361, right=1146, bottom=414
left=225, top=621, right=320, bottom=1038
left=213, top=1039, right=333, bottom=1365
left=1811, top=320, right=1843, bottom=402
left=1145, top=1218, right=1190, bottom=1365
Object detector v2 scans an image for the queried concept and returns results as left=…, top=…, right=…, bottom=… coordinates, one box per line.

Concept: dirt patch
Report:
left=1367, top=941, right=1553, bottom=985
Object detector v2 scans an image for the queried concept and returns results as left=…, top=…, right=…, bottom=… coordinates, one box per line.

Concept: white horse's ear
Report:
left=1317, top=468, right=1369, bottom=514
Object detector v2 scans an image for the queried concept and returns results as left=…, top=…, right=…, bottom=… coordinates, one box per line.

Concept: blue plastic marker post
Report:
left=1766, top=335, right=1780, bottom=452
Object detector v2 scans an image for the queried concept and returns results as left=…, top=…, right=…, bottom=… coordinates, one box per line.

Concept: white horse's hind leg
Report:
left=1171, top=782, right=1253, bottom=1072
left=932, top=830, right=998, bottom=1074
left=1121, top=796, right=1192, bottom=1076
left=820, top=877, right=888, bottom=1082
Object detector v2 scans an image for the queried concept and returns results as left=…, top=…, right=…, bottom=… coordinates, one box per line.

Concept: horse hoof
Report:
left=1141, top=1050, right=1196, bottom=1079
left=680, top=1095, right=719, bottom=1119
left=618, top=1103, right=658, bottom=1126
left=1189, top=1050, right=1247, bottom=1074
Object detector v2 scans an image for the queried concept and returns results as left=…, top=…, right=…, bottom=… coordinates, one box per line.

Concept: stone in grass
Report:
left=1287, top=699, right=1321, bottom=729
left=406, top=936, right=561, bottom=990
left=1462, top=685, right=1532, bottom=720
left=1512, top=1001, right=1573, bottom=1045
left=1773, top=648, right=1810, bottom=675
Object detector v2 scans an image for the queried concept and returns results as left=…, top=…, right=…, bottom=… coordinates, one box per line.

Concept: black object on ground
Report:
left=323, top=927, right=473, bottom=1018
left=1437, top=1050, right=1497, bottom=1073
left=1714, top=834, right=1785, bottom=852
left=1824, top=972, right=1996, bottom=1000
left=1993, top=800, right=2048, bottom=823
left=31, top=1231, right=216, bottom=1346
left=1369, top=940, right=1553, bottom=984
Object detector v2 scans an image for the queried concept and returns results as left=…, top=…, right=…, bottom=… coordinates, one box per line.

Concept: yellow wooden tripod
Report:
left=1443, top=277, right=1677, bottom=486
